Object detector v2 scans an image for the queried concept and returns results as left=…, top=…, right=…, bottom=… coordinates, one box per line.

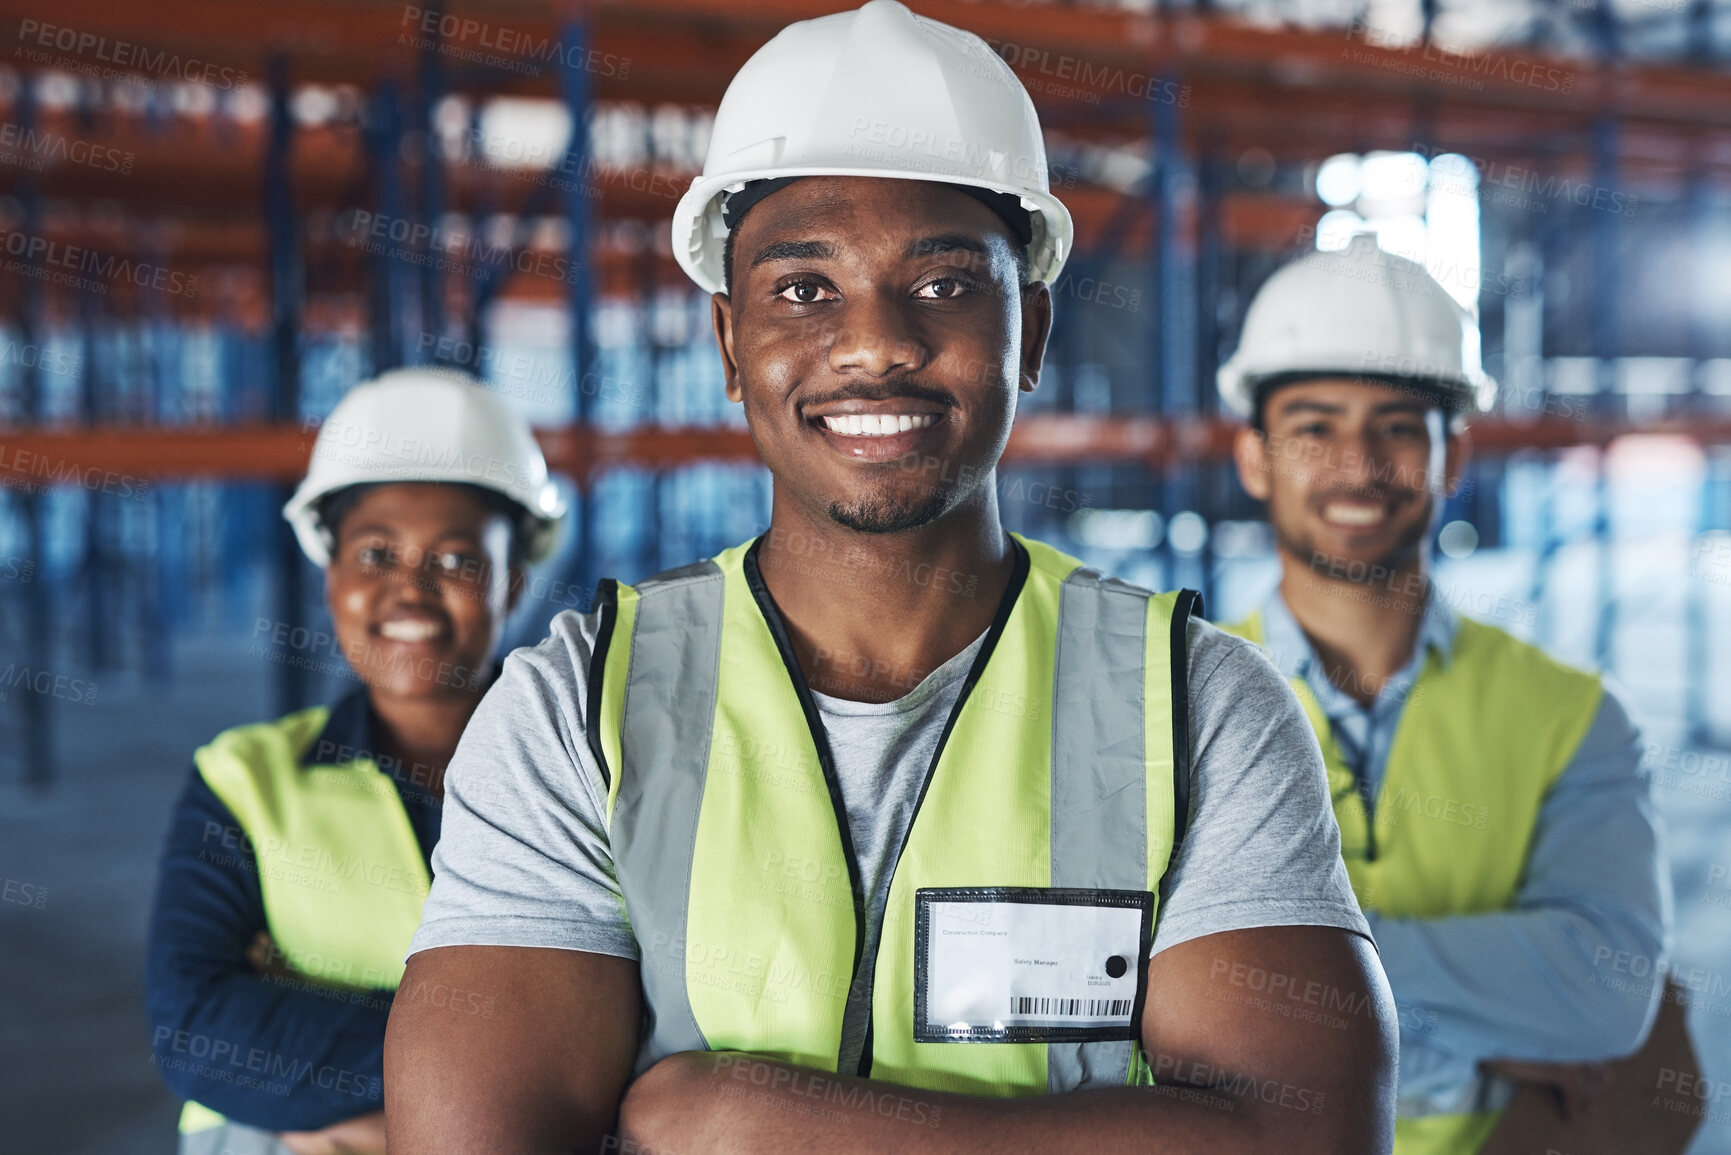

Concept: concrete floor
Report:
left=3, top=604, right=1729, bottom=1155
left=0, top=629, right=272, bottom=1155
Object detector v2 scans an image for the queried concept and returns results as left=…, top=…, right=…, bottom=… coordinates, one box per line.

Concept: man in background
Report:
left=1218, top=234, right=1671, bottom=1154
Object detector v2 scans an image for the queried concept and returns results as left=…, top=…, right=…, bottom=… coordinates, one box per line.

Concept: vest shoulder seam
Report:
left=1058, top=565, right=1161, bottom=601
left=197, top=707, right=329, bottom=771
left=1454, top=617, right=1602, bottom=693
left=631, top=559, right=723, bottom=596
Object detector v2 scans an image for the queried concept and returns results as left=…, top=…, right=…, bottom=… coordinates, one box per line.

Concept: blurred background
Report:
left=0, top=0, right=1728, bottom=1150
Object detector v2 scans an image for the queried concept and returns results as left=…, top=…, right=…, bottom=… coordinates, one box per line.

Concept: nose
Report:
left=1329, top=427, right=1381, bottom=489
left=828, top=291, right=930, bottom=378
left=379, top=547, right=445, bottom=600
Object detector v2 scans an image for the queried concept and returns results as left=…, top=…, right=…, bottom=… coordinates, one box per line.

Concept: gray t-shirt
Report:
left=409, top=607, right=1370, bottom=971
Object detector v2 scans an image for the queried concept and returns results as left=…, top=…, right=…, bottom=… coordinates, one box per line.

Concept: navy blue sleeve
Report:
left=144, top=767, right=394, bottom=1131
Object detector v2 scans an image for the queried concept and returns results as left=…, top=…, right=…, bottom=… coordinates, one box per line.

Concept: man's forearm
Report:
left=1370, top=904, right=1663, bottom=1062
left=619, top=1050, right=1352, bottom=1155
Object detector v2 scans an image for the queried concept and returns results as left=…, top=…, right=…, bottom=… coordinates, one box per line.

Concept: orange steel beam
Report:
left=7, top=98, right=1724, bottom=226
left=0, top=2, right=1729, bottom=162
left=4, top=416, right=1728, bottom=490
left=5, top=0, right=1731, bottom=129
left=3, top=72, right=1729, bottom=221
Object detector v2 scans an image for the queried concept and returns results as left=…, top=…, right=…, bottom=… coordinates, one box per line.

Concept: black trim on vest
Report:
left=741, top=538, right=871, bottom=1019
left=1167, top=589, right=1203, bottom=862
left=299, top=685, right=374, bottom=769
left=585, top=579, right=621, bottom=791
left=742, top=534, right=1032, bottom=1080
left=859, top=538, right=1030, bottom=1077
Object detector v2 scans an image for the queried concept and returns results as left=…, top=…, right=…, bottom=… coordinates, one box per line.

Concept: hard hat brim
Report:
left=281, top=475, right=565, bottom=570
left=672, top=167, right=1073, bottom=295
left=1220, top=364, right=1498, bottom=423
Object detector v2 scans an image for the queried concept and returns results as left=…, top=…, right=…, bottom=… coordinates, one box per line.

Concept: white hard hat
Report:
left=670, top=0, right=1073, bottom=295
left=283, top=367, right=567, bottom=568
left=1217, top=234, right=1497, bottom=422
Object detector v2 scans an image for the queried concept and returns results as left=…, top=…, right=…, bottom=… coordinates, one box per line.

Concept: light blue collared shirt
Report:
left=1255, top=587, right=1671, bottom=1117
left=1259, top=592, right=1458, bottom=811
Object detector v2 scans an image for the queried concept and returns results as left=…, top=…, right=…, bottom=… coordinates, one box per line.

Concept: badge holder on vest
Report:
left=914, top=887, right=1155, bottom=1044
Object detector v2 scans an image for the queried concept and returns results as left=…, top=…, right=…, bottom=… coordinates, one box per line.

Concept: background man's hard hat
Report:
left=1217, top=234, right=1499, bottom=421
left=282, top=367, right=567, bottom=568
left=669, top=0, right=1074, bottom=295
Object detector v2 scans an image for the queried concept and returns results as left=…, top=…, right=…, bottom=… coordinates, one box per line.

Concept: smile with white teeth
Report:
left=819, top=413, right=939, bottom=437
left=1321, top=503, right=1386, bottom=527
left=378, top=619, right=444, bottom=643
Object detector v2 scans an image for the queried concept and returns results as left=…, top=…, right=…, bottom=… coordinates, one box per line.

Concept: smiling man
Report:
left=1217, top=237, right=1670, bottom=1154
left=385, top=4, right=1395, bottom=1153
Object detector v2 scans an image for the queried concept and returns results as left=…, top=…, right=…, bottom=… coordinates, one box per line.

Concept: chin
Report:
left=1281, top=522, right=1423, bottom=581
left=356, top=653, right=484, bottom=700
left=827, top=491, right=951, bottom=534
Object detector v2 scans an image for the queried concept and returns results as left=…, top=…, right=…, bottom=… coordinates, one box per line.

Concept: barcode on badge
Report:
left=1009, top=996, right=1133, bottom=1017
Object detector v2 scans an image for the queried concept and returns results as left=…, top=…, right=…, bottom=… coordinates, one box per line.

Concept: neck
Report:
left=365, top=684, right=488, bottom=798
left=1276, top=550, right=1429, bottom=708
left=757, top=484, right=1015, bottom=704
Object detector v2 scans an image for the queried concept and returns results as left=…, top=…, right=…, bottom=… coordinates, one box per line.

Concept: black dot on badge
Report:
left=1105, top=955, right=1128, bottom=979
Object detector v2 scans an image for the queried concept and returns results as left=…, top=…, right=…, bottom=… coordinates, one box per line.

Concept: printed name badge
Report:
left=914, top=887, right=1154, bottom=1043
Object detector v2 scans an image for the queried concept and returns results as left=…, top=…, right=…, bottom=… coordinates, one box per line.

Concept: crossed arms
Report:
left=384, top=923, right=1397, bottom=1155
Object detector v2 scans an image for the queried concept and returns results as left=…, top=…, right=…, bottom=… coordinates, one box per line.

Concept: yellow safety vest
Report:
left=1223, top=609, right=1602, bottom=1154
left=176, top=706, right=430, bottom=1135
left=592, top=534, right=1199, bottom=1096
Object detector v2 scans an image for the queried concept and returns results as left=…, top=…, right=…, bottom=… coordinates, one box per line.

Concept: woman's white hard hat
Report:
left=282, top=367, right=566, bottom=567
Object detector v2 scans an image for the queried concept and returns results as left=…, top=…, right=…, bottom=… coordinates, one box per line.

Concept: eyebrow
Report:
left=750, top=239, right=837, bottom=269
left=905, top=233, right=990, bottom=260
left=1276, top=399, right=1432, bottom=416
left=748, top=233, right=992, bottom=271
left=1275, top=399, right=1343, bottom=416
left=342, top=523, right=483, bottom=546
left=342, top=522, right=398, bottom=541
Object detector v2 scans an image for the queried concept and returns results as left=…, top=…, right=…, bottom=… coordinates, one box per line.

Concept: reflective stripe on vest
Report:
left=1223, top=610, right=1602, bottom=1154
left=594, top=534, right=1198, bottom=1096
left=177, top=707, right=429, bottom=1134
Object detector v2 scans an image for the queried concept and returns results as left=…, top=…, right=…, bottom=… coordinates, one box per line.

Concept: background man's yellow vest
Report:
left=176, top=708, right=429, bottom=1136
left=1224, top=610, right=1601, bottom=1154
left=592, top=535, right=1199, bottom=1096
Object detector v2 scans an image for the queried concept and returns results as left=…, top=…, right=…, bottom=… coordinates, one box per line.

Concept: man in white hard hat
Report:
left=386, top=5, right=1396, bottom=1152
left=1216, top=236, right=1670, bottom=1155
left=146, top=369, right=565, bottom=1155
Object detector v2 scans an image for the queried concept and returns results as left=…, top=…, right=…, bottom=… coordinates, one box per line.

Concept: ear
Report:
left=713, top=292, right=743, bottom=404
left=1444, top=425, right=1473, bottom=498
left=1018, top=281, right=1053, bottom=394
left=504, top=564, right=526, bottom=617
left=1233, top=425, right=1273, bottom=502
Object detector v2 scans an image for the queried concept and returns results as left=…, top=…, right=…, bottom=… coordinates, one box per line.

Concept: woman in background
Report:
left=146, top=369, right=565, bottom=1155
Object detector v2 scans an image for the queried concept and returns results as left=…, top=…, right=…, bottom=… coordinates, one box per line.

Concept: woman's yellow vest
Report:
left=1222, top=609, right=1602, bottom=1155
left=590, top=534, right=1199, bottom=1097
left=176, top=706, right=430, bottom=1135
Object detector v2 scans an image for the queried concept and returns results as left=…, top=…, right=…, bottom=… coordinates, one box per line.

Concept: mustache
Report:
left=1308, top=486, right=1405, bottom=507
left=798, top=377, right=957, bottom=414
